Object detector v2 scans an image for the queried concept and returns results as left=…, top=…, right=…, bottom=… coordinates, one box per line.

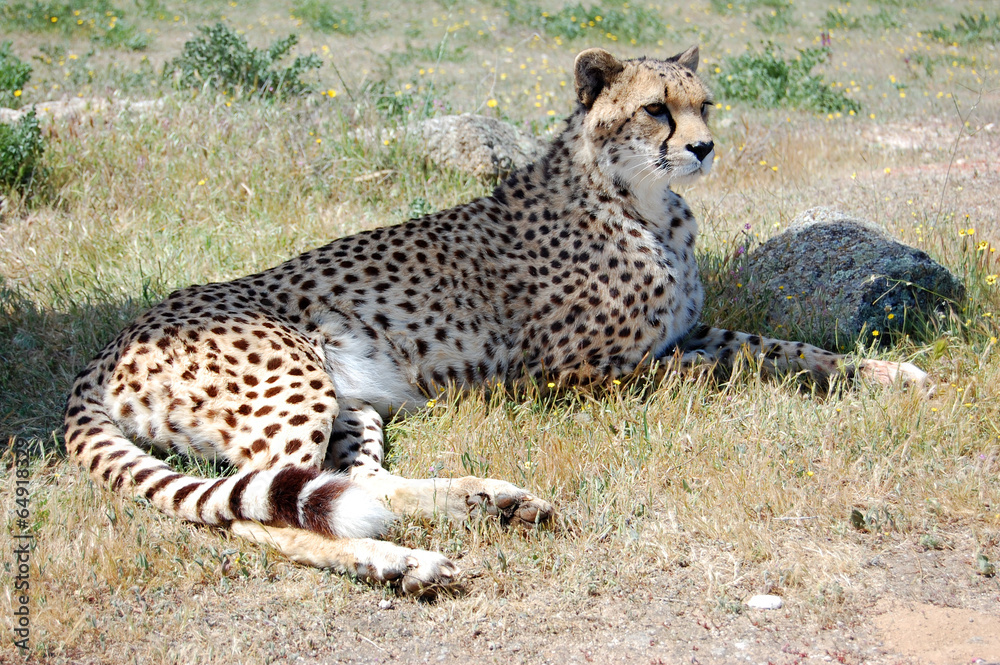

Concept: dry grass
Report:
left=2, top=0, right=1000, bottom=662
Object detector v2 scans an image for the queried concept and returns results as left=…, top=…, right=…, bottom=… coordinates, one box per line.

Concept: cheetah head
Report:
left=574, top=46, right=715, bottom=198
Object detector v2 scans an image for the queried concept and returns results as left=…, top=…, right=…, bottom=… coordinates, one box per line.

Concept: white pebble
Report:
left=378, top=599, right=393, bottom=610
left=746, top=594, right=783, bottom=610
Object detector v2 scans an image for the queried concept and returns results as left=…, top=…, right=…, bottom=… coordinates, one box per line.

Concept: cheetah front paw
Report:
left=857, top=359, right=932, bottom=394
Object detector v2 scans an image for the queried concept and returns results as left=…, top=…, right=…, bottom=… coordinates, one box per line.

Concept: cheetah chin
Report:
left=65, top=45, right=927, bottom=596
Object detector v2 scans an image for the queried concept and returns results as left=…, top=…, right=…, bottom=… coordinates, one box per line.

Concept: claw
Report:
left=466, top=492, right=499, bottom=516
left=494, top=494, right=518, bottom=510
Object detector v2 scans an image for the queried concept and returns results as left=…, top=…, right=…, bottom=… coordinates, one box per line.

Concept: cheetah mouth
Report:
left=654, top=154, right=710, bottom=181
left=654, top=144, right=712, bottom=182
left=611, top=148, right=709, bottom=194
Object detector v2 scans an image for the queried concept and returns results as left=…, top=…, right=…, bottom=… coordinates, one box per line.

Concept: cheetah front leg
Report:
left=676, top=325, right=929, bottom=389
left=325, top=400, right=554, bottom=526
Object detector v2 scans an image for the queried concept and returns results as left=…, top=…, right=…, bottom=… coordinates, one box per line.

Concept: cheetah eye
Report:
left=701, top=101, right=712, bottom=119
left=643, top=103, right=669, bottom=118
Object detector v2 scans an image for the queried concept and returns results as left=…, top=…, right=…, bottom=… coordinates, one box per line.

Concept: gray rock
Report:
left=744, top=207, right=964, bottom=350
left=0, top=97, right=163, bottom=124
left=415, top=114, right=546, bottom=178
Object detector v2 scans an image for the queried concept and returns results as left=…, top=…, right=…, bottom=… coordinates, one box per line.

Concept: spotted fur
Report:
left=64, top=46, right=926, bottom=595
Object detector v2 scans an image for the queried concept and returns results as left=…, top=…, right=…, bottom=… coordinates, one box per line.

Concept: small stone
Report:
left=746, top=594, right=783, bottom=610
left=850, top=508, right=868, bottom=532
left=378, top=599, right=393, bottom=610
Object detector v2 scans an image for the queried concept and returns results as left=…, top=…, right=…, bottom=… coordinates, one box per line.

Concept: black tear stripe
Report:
left=662, top=86, right=677, bottom=141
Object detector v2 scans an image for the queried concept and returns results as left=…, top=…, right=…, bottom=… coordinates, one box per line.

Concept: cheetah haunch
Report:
left=65, top=46, right=926, bottom=597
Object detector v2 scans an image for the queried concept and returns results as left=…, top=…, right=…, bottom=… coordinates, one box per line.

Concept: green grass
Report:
left=1, top=0, right=999, bottom=660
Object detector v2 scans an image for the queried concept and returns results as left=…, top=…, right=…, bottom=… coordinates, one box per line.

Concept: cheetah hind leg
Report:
left=231, top=521, right=459, bottom=598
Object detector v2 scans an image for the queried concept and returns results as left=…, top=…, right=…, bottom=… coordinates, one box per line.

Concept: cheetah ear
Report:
left=574, top=48, right=624, bottom=108
left=669, top=45, right=700, bottom=73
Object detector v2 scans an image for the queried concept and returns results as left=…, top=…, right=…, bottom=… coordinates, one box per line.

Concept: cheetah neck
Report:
left=492, top=109, right=684, bottom=237
left=484, top=109, right=704, bottom=383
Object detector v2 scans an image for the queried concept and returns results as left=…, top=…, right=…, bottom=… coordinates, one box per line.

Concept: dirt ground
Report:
left=48, top=526, right=1000, bottom=665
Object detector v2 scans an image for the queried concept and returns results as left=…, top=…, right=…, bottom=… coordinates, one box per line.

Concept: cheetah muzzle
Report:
left=65, top=45, right=927, bottom=597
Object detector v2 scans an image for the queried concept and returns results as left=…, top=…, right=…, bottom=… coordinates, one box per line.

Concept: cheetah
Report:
left=65, top=46, right=926, bottom=596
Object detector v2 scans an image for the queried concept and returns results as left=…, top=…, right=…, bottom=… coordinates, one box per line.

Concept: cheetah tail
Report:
left=63, top=373, right=393, bottom=540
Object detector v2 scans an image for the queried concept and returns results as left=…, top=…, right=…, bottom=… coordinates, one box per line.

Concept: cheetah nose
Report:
left=686, top=141, right=714, bottom=162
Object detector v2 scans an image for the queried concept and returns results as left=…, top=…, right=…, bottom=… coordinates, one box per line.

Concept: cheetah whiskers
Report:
left=617, top=152, right=673, bottom=203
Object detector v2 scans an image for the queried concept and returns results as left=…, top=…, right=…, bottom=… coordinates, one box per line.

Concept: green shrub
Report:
left=713, top=43, right=861, bottom=114
left=506, top=0, right=666, bottom=44
left=0, top=42, right=32, bottom=108
left=0, top=110, right=45, bottom=192
left=166, top=23, right=322, bottom=99
left=292, top=0, right=381, bottom=35
left=927, top=13, right=1000, bottom=44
